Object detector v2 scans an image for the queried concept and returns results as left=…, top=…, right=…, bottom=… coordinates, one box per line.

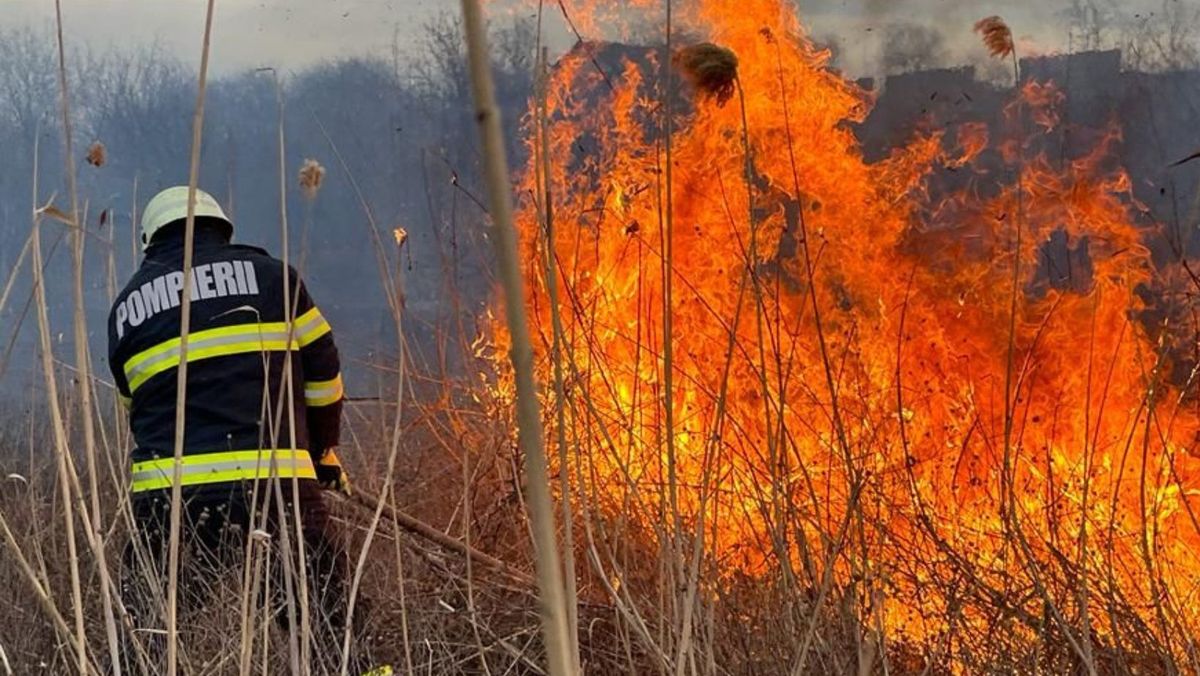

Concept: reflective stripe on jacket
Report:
left=130, top=449, right=316, bottom=493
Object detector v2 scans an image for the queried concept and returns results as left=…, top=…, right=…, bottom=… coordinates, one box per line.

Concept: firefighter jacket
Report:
left=107, top=227, right=344, bottom=498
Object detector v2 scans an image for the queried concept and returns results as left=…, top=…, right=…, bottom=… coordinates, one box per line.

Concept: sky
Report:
left=0, top=0, right=1165, bottom=77
left=5, top=0, right=451, bottom=74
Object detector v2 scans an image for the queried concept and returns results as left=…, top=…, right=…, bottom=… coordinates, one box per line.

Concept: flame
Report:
left=947, top=122, right=988, bottom=169
left=492, top=0, right=1200, bottom=653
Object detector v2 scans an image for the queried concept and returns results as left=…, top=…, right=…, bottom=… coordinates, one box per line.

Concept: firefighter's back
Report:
left=108, top=226, right=327, bottom=500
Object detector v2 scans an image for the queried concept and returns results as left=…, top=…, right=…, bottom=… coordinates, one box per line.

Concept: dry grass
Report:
left=0, top=315, right=1189, bottom=674
left=6, top=383, right=1182, bottom=674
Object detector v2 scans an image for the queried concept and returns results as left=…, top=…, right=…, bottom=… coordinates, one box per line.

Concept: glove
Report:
left=315, top=449, right=352, bottom=497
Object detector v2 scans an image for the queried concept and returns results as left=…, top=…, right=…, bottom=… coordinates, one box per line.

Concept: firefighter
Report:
left=108, top=186, right=354, bottom=671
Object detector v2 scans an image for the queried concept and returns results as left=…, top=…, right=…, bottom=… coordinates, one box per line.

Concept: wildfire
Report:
left=493, top=0, right=1200, bottom=655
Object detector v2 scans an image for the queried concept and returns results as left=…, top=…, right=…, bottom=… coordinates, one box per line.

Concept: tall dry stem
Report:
left=53, top=2, right=122, bottom=668
left=260, top=66, right=307, bottom=674
left=339, top=207, right=410, bottom=676
left=536, top=45, right=580, bottom=672
left=660, top=3, right=685, bottom=645
left=460, top=0, right=577, bottom=673
left=165, top=1, right=218, bottom=671
left=310, top=87, right=416, bottom=675
left=385, top=483, right=416, bottom=676
left=26, top=125, right=94, bottom=676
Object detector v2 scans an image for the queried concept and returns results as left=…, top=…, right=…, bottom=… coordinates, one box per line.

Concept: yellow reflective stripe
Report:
left=123, top=322, right=302, bottom=393
left=122, top=311, right=332, bottom=393
left=130, top=449, right=315, bottom=493
left=126, top=322, right=272, bottom=371
left=127, top=338, right=299, bottom=393
left=295, top=307, right=332, bottom=347
left=304, top=374, right=344, bottom=407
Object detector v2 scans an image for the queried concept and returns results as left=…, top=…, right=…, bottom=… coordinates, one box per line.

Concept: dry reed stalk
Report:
left=305, top=99, right=412, bottom=676
left=165, top=1, right=218, bottom=671
left=305, top=75, right=425, bottom=674
left=309, top=112, right=399, bottom=315
left=576, top=224, right=659, bottom=670
left=1135, top=350, right=1175, bottom=669
left=385, top=483, right=416, bottom=676
left=975, top=15, right=1025, bottom=549
left=25, top=113, right=90, bottom=676
left=236, top=541, right=258, bottom=675
left=260, top=66, right=307, bottom=675
left=460, top=1, right=576, bottom=674
left=974, top=15, right=1102, bottom=673
left=1062, top=52, right=1104, bottom=676
left=659, top=2, right=685, bottom=649
left=261, top=542, right=273, bottom=673
left=290, top=164, right=326, bottom=668
left=461, top=336, right=492, bottom=676
left=0, top=233, right=33, bottom=319
left=339, top=222, right=410, bottom=676
left=239, top=528, right=272, bottom=675
left=536, top=45, right=580, bottom=673
left=53, top=5, right=122, bottom=665
left=763, top=27, right=867, bottom=675
left=297, top=158, right=325, bottom=273
left=103, top=222, right=130, bottom=465
left=737, top=55, right=800, bottom=605
left=668, top=39, right=747, bottom=674
left=969, top=15, right=1099, bottom=672
left=538, top=304, right=668, bottom=667
left=51, top=2, right=124, bottom=671
left=350, top=490, right=532, bottom=584
left=0, top=224, right=65, bottom=388
left=1001, top=307, right=1098, bottom=670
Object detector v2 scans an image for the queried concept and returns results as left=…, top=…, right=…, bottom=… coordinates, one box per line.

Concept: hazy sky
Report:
left=6, top=0, right=451, bottom=74
left=1, top=0, right=1162, bottom=76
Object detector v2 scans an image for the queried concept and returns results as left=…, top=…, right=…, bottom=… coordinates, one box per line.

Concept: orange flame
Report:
left=947, top=122, right=988, bottom=169
left=493, top=0, right=1200, bottom=651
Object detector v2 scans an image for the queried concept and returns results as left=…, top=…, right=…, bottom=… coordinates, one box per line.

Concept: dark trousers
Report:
left=120, top=480, right=356, bottom=674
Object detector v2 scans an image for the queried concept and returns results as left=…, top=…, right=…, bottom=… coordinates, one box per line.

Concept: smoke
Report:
left=881, top=22, right=949, bottom=74
left=862, top=0, right=892, bottom=19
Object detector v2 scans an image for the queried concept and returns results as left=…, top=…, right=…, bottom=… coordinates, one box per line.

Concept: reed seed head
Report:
left=674, top=42, right=739, bottom=105
left=86, top=141, right=106, bottom=167
left=974, top=16, right=1014, bottom=59
left=298, top=158, right=326, bottom=200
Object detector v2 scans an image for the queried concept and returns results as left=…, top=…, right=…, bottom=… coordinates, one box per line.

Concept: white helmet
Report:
left=140, top=186, right=232, bottom=251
